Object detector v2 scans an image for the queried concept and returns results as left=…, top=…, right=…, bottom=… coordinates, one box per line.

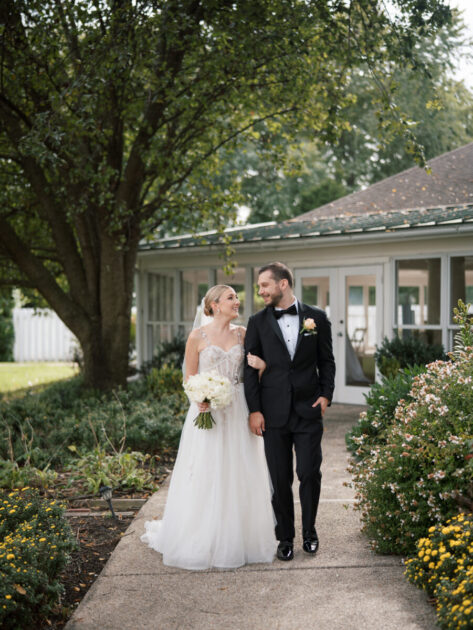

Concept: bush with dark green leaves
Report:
left=374, top=334, right=446, bottom=378
left=0, top=372, right=187, bottom=478
left=140, top=334, right=186, bottom=373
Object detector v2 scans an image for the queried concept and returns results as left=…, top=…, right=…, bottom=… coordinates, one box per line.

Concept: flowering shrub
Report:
left=405, top=514, right=473, bottom=629
left=346, top=365, right=423, bottom=460
left=350, top=347, right=473, bottom=555
left=0, top=487, right=77, bottom=629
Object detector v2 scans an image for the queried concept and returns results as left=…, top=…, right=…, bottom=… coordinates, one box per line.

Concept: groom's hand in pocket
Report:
left=249, top=412, right=265, bottom=436
left=312, top=396, right=329, bottom=417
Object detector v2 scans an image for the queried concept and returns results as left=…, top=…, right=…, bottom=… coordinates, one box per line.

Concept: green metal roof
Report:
left=139, top=203, right=473, bottom=251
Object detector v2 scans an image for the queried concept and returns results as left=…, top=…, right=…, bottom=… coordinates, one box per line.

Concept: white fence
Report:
left=13, top=308, right=78, bottom=362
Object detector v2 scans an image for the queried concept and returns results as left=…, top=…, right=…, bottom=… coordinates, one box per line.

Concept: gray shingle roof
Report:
left=140, top=203, right=473, bottom=251
left=295, top=142, right=473, bottom=220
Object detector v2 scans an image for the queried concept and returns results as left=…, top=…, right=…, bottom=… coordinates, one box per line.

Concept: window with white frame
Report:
left=147, top=272, right=175, bottom=348
left=395, top=258, right=442, bottom=346
left=395, top=255, right=473, bottom=351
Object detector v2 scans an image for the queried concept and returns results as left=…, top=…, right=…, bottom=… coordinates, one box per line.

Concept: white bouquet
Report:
left=183, top=370, right=233, bottom=429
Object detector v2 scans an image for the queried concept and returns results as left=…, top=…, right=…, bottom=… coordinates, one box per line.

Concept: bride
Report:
left=140, top=284, right=277, bottom=570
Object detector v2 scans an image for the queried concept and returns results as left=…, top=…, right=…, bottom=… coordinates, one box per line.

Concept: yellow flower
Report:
left=6, top=554, right=14, bottom=560
left=5, top=595, right=11, bottom=600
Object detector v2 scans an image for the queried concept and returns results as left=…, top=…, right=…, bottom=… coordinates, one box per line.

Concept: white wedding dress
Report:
left=140, top=329, right=277, bottom=570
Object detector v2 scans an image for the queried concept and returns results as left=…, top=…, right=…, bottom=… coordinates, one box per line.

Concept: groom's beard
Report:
left=266, top=288, right=284, bottom=307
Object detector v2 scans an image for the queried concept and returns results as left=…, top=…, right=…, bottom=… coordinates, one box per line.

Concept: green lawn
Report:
left=0, top=362, right=79, bottom=395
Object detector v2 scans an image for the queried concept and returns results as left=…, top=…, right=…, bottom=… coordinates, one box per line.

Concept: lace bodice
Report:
left=198, top=329, right=244, bottom=385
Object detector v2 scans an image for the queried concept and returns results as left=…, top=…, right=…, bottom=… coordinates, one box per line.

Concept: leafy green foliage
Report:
left=66, top=448, right=157, bottom=494
left=452, top=299, right=473, bottom=359
left=374, top=334, right=446, bottom=377
left=0, top=487, right=77, bottom=629
left=0, top=374, right=187, bottom=479
left=0, top=461, right=58, bottom=491
left=140, top=334, right=186, bottom=373
left=239, top=11, right=473, bottom=223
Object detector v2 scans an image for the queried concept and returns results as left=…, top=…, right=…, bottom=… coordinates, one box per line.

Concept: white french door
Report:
left=295, top=265, right=383, bottom=404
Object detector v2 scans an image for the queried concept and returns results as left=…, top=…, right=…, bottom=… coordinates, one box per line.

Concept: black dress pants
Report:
left=263, top=411, right=323, bottom=542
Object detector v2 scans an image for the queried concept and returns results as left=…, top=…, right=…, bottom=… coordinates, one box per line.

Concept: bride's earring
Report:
left=217, top=307, right=220, bottom=314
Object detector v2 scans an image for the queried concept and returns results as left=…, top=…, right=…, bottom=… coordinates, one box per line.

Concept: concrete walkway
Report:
left=66, top=404, right=436, bottom=630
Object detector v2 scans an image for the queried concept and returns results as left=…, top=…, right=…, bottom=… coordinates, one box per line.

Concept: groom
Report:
left=244, top=262, right=335, bottom=561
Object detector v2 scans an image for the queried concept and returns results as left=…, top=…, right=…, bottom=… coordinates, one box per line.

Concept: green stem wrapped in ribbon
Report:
left=193, top=406, right=216, bottom=430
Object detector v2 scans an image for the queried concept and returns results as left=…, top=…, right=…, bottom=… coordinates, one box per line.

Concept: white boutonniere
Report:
left=300, top=317, right=317, bottom=336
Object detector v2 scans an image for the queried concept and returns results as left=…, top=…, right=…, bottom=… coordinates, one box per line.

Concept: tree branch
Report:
left=0, top=215, right=89, bottom=331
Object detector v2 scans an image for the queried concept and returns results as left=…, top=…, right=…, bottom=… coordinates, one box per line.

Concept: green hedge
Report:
left=0, top=371, right=187, bottom=472
left=374, top=334, right=446, bottom=378
left=0, top=487, right=77, bottom=629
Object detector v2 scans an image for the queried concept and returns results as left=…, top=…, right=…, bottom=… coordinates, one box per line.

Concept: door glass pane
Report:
left=345, top=274, right=376, bottom=386
left=300, top=276, right=330, bottom=317
left=396, top=259, right=441, bottom=325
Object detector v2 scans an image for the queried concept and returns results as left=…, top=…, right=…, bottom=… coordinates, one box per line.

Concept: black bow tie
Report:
left=273, top=304, right=298, bottom=319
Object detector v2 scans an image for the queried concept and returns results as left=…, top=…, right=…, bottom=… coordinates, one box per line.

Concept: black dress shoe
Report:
left=302, top=531, right=319, bottom=554
left=276, top=540, right=294, bottom=561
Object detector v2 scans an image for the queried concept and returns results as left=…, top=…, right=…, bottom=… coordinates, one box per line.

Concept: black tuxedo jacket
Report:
left=244, top=301, right=335, bottom=428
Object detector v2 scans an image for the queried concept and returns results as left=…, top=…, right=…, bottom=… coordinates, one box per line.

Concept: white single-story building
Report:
left=135, top=143, right=473, bottom=404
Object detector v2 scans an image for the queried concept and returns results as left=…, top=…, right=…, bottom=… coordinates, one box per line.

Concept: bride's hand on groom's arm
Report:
left=312, top=396, right=329, bottom=416
left=247, top=352, right=266, bottom=380
left=249, top=412, right=265, bottom=436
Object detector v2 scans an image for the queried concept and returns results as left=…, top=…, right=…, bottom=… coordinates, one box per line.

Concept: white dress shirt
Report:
left=274, top=298, right=299, bottom=360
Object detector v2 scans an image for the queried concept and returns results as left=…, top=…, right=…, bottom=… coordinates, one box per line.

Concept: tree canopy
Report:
left=226, top=10, right=473, bottom=224
left=0, top=0, right=452, bottom=388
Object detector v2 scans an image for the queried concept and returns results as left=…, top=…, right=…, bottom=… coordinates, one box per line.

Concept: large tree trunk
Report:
left=79, top=312, right=131, bottom=390
left=75, top=232, right=138, bottom=390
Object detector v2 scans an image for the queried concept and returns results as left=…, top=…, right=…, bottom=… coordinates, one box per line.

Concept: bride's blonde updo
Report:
left=203, top=285, right=233, bottom=316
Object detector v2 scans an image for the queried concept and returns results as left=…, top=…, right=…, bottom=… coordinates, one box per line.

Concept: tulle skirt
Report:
left=140, top=384, right=276, bottom=570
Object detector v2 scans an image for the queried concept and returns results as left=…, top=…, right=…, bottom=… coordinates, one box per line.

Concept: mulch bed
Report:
left=42, top=512, right=136, bottom=629
left=36, top=456, right=175, bottom=629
